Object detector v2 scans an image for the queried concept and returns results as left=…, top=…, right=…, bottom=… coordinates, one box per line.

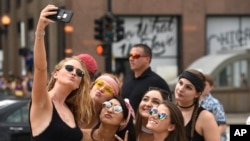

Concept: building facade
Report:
left=0, top=0, right=250, bottom=109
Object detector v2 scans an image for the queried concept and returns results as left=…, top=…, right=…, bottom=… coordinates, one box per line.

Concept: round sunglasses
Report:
left=64, top=65, right=84, bottom=77
left=149, top=108, right=167, bottom=120
left=102, top=101, right=123, bottom=114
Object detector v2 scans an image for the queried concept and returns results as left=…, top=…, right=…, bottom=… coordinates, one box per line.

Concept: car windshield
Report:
left=0, top=100, right=18, bottom=110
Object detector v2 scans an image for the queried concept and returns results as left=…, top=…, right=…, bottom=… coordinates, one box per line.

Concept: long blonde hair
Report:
left=47, top=56, right=93, bottom=125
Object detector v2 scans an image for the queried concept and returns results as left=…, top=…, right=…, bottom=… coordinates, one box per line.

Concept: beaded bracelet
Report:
left=35, top=32, right=45, bottom=39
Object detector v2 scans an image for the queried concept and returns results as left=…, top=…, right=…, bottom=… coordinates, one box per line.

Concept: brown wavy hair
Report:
left=160, top=100, right=186, bottom=141
left=182, top=69, right=205, bottom=140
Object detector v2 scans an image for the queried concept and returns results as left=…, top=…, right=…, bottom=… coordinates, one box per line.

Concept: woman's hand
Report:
left=36, top=4, right=58, bottom=32
left=114, top=130, right=128, bottom=141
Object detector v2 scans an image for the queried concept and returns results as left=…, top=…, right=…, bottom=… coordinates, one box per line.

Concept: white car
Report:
left=246, top=116, right=250, bottom=125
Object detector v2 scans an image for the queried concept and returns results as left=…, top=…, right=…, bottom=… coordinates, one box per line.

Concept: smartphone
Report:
left=47, top=8, right=73, bottom=23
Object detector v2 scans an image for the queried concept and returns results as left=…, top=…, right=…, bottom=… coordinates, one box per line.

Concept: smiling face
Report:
left=138, top=90, right=165, bottom=119
left=146, top=104, right=175, bottom=133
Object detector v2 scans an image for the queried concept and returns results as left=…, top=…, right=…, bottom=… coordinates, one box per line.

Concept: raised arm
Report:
left=30, top=5, right=58, bottom=120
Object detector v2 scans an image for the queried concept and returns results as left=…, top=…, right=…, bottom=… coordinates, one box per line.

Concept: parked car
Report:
left=0, top=89, right=15, bottom=101
left=0, top=98, right=31, bottom=141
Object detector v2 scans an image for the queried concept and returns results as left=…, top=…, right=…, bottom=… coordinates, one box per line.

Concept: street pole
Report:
left=105, top=0, right=112, bottom=73
left=105, top=42, right=112, bottom=73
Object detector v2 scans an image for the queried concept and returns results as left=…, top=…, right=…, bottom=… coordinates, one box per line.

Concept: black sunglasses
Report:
left=64, top=65, right=84, bottom=77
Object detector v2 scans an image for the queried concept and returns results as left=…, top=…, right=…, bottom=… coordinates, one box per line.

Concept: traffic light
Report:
left=94, top=17, right=104, bottom=41
left=115, top=17, right=124, bottom=42
left=95, top=43, right=111, bottom=56
left=94, top=15, right=124, bottom=42
left=96, top=43, right=112, bottom=72
left=103, top=15, right=114, bottom=42
left=96, top=44, right=105, bottom=55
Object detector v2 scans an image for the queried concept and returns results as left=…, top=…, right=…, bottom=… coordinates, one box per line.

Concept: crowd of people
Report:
left=0, top=71, right=33, bottom=98
left=9, top=4, right=229, bottom=141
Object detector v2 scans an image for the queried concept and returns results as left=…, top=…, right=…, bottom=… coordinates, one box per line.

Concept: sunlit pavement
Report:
left=225, top=113, right=250, bottom=141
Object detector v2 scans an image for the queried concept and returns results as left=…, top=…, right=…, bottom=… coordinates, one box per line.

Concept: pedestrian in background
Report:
left=174, top=69, right=220, bottom=141
left=23, top=71, right=34, bottom=97
left=12, top=76, right=25, bottom=97
left=146, top=100, right=186, bottom=141
left=135, top=87, right=172, bottom=141
left=200, top=74, right=227, bottom=141
left=29, top=5, right=92, bottom=140
left=122, top=43, right=171, bottom=112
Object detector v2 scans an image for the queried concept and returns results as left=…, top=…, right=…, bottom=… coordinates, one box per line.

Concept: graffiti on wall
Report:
left=207, top=17, right=250, bottom=54
left=113, top=16, right=178, bottom=58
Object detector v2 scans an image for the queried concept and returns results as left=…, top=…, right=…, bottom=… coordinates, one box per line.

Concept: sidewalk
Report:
left=225, top=113, right=250, bottom=141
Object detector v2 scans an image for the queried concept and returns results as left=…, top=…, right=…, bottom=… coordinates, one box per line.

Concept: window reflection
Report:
left=216, top=59, right=249, bottom=88
left=6, top=103, right=29, bottom=123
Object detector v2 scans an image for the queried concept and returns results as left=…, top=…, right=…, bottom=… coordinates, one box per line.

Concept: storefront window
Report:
left=215, top=59, right=249, bottom=88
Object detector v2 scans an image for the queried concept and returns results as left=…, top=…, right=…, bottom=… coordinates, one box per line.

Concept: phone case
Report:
left=47, top=9, right=73, bottom=23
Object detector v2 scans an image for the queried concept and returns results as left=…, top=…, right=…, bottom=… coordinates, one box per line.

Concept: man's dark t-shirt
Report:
left=121, top=67, right=171, bottom=112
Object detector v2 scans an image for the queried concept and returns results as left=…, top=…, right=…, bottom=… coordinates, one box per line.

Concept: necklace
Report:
left=141, top=125, right=153, bottom=134
left=177, top=102, right=194, bottom=109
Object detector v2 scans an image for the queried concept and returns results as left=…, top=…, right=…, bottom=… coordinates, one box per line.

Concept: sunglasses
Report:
left=102, top=101, right=123, bottom=114
left=64, top=65, right=84, bottom=77
left=129, top=53, right=148, bottom=59
left=149, top=108, right=167, bottom=120
left=94, top=80, right=114, bottom=95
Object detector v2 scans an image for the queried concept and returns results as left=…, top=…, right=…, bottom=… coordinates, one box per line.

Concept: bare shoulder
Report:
left=199, top=109, right=216, bottom=121
left=197, top=109, right=220, bottom=141
left=196, top=109, right=217, bottom=129
left=196, top=109, right=219, bottom=139
left=197, top=109, right=218, bottom=130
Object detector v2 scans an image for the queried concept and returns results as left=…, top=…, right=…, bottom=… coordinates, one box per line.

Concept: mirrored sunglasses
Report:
left=94, top=80, right=114, bottom=95
left=149, top=108, right=167, bottom=120
left=102, top=101, right=123, bottom=114
left=129, top=53, right=148, bottom=59
left=65, top=65, right=84, bottom=77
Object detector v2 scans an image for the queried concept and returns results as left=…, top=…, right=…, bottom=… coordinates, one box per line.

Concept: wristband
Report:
left=35, top=32, right=45, bottom=39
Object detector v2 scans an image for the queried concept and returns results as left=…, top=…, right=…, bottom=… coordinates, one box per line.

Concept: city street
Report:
left=226, top=113, right=250, bottom=141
